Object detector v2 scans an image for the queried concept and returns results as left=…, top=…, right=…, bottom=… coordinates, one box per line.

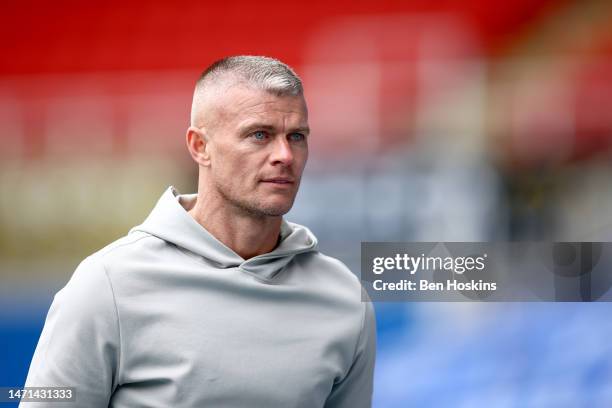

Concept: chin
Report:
left=257, top=203, right=292, bottom=217
left=255, top=198, right=295, bottom=217
left=233, top=197, right=293, bottom=217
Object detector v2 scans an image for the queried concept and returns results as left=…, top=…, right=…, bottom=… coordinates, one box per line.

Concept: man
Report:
left=22, top=56, right=376, bottom=407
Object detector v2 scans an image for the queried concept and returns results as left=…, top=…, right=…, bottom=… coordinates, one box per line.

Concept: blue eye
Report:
left=252, top=131, right=267, bottom=140
left=289, top=133, right=305, bottom=142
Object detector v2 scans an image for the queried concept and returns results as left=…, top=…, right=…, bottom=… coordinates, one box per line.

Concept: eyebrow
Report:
left=238, top=122, right=310, bottom=136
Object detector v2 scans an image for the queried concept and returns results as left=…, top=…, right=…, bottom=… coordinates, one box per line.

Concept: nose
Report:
left=270, top=136, right=294, bottom=166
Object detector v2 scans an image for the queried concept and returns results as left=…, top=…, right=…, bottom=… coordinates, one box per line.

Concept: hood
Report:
left=130, top=186, right=318, bottom=280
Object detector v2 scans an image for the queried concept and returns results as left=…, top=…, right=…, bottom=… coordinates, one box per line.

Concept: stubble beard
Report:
left=215, top=180, right=298, bottom=218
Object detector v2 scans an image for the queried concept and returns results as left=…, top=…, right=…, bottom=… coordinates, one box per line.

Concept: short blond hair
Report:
left=190, top=56, right=303, bottom=127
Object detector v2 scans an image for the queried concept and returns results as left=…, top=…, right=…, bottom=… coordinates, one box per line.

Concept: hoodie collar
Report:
left=130, top=186, right=318, bottom=280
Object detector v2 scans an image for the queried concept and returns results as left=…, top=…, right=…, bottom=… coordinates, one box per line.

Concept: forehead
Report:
left=214, top=85, right=308, bottom=126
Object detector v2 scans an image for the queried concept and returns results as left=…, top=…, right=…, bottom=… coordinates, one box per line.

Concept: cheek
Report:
left=212, top=149, right=254, bottom=185
left=295, top=148, right=309, bottom=172
left=210, top=150, right=234, bottom=185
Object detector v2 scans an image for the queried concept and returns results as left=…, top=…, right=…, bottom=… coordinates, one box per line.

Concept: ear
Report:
left=186, top=126, right=212, bottom=167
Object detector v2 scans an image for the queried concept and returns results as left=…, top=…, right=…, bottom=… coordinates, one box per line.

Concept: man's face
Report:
left=203, top=85, right=309, bottom=217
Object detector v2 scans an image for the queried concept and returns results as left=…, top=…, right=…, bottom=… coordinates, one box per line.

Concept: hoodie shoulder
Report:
left=297, top=251, right=362, bottom=289
left=94, top=230, right=156, bottom=259
left=314, top=252, right=359, bottom=278
left=88, top=230, right=173, bottom=274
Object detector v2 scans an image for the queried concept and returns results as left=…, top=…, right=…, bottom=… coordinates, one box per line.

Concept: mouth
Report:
left=260, top=177, right=295, bottom=185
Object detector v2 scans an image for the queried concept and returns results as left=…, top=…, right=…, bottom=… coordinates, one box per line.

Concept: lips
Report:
left=261, top=177, right=295, bottom=184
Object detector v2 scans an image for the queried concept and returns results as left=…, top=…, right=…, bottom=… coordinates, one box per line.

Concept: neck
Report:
left=186, top=188, right=282, bottom=260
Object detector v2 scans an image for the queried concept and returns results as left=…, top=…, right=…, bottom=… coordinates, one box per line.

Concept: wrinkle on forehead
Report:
left=228, top=93, right=308, bottom=134
left=234, top=99, right=309, bottom=132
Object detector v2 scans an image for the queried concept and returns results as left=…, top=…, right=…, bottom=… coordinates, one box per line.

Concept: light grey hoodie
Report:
left=21, top=187, right=376, bottom=408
